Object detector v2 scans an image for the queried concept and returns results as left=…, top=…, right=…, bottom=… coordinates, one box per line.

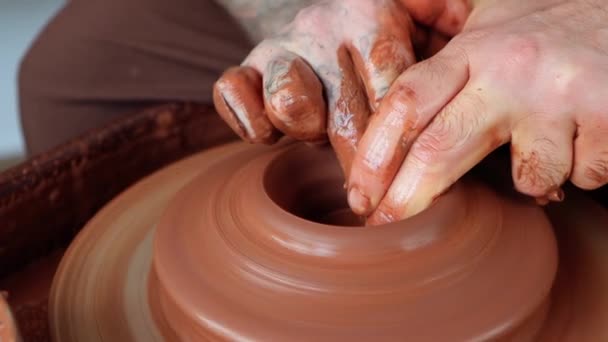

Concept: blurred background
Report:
left=0, top=0, right=63, bottom=169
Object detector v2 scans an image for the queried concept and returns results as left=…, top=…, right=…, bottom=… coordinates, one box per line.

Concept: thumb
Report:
left=398, top=0, right=471, bottom=36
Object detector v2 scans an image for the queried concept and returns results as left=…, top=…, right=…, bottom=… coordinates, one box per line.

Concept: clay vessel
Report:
left=49, top=142, right=608, bottom=341
left=151, top=142, right=557, bottom=341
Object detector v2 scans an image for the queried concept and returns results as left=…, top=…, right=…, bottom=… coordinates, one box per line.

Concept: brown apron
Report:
left=18, top=0, right=251, bottom=155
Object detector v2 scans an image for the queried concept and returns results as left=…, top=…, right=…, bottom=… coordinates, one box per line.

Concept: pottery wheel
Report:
left=49, top=142, right=608, bottom=341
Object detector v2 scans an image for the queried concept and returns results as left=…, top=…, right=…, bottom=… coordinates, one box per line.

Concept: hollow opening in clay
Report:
left=264, top=146, right=364, bottom=227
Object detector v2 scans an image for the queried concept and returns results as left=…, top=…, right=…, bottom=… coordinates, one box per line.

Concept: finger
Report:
left=347, top=3, right=417, bottom=110
left=327, top=46, right=372, bottom=179
left=263, top=52, right=327, bottom=142
left=348, top=43, right=469, bottom=216
left=510, top=116, right=575, bottom=203
left=398, top=0, right=471, bottom=36
left=571, top=126, right=608, bottom=190
left=367, top=84, right=509, bottom=225
left=213, top=66, right=281, bottom=144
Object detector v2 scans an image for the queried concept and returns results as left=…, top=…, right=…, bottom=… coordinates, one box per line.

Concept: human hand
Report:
left=0, top=292, right=19, bottom=341
left=348, top=0, right=608, bottom=224
left=213, top=0, right=470, bottom=177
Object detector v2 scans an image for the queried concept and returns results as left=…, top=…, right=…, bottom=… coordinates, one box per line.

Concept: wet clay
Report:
left=263, top=56, right=327, bottom=142
left=213, top=67, right=281, bottom=144
left=49, top=142, right=608, bottom=341
left=327, top=45, right=372, bottom=179
left=151, top=143, right=556, bottom=341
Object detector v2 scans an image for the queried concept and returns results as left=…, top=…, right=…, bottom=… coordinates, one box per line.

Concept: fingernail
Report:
left=225, top=93, right=255, bottom=140
left=348, top=187, right=371, bottom=215
left=366, top=208, right=394, bottom=226
left=535, top=187, right=565, bottom=206
left=547, top=188, right=565, bottom=202
left=213, top=85, right=248, bottom=140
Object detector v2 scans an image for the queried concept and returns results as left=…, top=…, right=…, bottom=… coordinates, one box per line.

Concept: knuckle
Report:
left=500, top=35, right=541, bottom=74
left=550, top=62, right=580, bottom=96
left=410, top=92, right=485, bottom=164
left=265, top=87, right=326, bottom=141
left=409, top=130, right=445, bottom=165
left=513, top=144, right=568, bottom=195
left=416, top=56, right=452, bottom=82
left=418, top=58, right=450, bottom=80
left=368, top=38, right=412, bottom=90
left=382, top=83, right=421, bottom=130
left=243, top=40, right=279, bottom=68
left=267, top=94, right=298, bottom=120
left=453, top=30, right=486, bottom=46
left=415, top=43, right=468, bottom=82
left=576, top=157, right=608, bottom=189
left=292, top=4, right=329, bottom=33
left=264, top=58, right=293, bottom=96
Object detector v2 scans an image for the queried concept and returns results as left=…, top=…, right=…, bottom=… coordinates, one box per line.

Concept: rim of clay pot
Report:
left=262, top=145, right=364, bottom=227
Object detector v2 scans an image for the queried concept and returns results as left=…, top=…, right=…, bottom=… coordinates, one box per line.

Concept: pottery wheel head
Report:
left=50, top=142, right=558, bottom=341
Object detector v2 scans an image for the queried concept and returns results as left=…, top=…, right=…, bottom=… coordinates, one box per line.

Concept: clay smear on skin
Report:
left=361, top=1, right=415, bottom=109
left=513, top=147, right=567, bottom=203
left=214, top=67, right=280, bottom=144
left=345, top=84, right=420, bottom=218
left=364, top=85, right=419, bottom=173
left=329, top=45, right=371, bottom=178
left=341, top=1, right=417, bottom=208
left=264, top=57, right=326, bottom=141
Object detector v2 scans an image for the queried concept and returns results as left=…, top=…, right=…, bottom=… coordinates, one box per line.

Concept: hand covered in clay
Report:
left=349, top=0, right=608, bottom=224
left=213, top=0, right=470, bottom=176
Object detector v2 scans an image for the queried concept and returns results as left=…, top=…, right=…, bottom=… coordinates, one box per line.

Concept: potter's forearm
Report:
left=215, top=0, right=316, bottom=42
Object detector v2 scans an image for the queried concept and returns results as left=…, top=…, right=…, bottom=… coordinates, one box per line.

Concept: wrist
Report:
left=216, top=0, right=316, bottom=43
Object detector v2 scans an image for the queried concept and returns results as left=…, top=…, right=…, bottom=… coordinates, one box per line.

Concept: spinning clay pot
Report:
left=49, top=141, right=607, bottom=341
